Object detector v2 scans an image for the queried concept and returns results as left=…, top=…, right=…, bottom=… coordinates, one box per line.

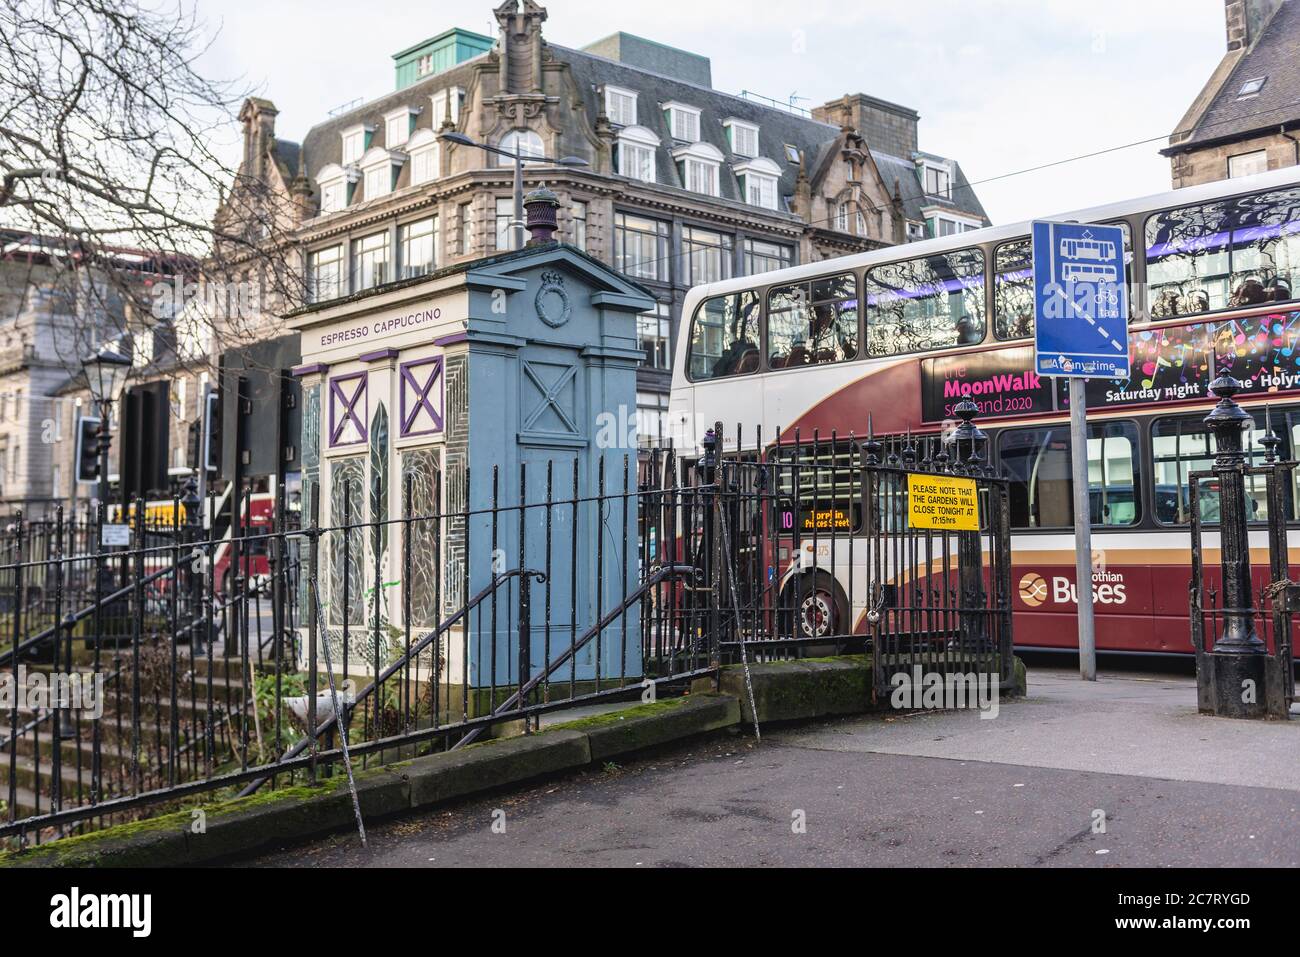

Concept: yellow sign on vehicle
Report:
left=906, top=474, right=979, bottom=530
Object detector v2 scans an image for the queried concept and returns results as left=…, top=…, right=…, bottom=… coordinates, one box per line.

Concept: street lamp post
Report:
left=437, top=131, right=587, bottom=250
left=81, top=341, right=132, bottom=511
left=81, top=341, right=132, bottom=635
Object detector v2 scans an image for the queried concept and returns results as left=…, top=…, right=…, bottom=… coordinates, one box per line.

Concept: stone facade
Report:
left=0, top=242, right=193, bottom=519
left=1163, top=0, right=1300, bottom=188
left=215, top=0, right=989, bottom=447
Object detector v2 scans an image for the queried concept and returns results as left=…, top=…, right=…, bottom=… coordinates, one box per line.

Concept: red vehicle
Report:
left=668, top=167, right=1300, bottom=657
left=114, top=487, right=278, bottom=598
left=212, top=488, right=276, bottom=597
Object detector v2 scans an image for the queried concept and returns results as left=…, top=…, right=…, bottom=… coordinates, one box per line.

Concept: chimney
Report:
left=812, top=94, right=918, bottom=158
left=238, top=98, right=279, bottom=180
left=523, top=185, right=560, bottom=245
left=1225, top=0, right=1283, bottom=52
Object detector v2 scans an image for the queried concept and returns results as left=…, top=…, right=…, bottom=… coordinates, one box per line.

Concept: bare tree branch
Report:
left=0, top=0, right=306, bottom=384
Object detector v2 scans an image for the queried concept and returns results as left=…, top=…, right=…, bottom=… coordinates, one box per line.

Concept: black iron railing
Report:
left=2, top=402, right=1014, bottom=845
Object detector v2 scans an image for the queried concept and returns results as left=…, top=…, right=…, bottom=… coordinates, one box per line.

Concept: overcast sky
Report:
left=198, top=0, right=1229, bottom=224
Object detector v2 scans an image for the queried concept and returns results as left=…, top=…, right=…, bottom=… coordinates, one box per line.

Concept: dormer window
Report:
left=416, top=54, right=433, bottom=77
left=605, top=85, right=637, bottom=126
left=430, top=88, right=463, bottom=127
left=383, top=107, right=418, bottom=149
left=315, top=163, right=357, bottom=215
left=617, top=126, right=660, bottom=182
left=406, top=129, right=440, bottom=186
left=358, top=148, right=405, bottom=201
left=672, top=142, right=723, bottom=197
left=341, top=125, right=372, bottom=166
left=920, top=161, right=952, bottom=199
left=724, top=119, right=759, bottom=158
left=733, top=156, right=781, bottom=210
left=663, top=102, right=701, bottom=142
left=497, top=129, right=544, bottom=165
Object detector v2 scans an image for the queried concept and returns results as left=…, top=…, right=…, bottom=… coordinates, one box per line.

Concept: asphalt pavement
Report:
left=236, top=665, right=1300, bottom=868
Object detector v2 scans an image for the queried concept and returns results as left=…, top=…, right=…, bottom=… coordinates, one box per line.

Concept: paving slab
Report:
left=772, top=666, right=1300, bottom=792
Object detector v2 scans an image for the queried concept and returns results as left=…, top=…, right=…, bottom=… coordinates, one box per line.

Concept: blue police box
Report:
left=1031, top=221, right=1130, bottom=379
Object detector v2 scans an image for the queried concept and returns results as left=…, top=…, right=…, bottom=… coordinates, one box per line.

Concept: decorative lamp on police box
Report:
left=523, top=185, right=560, bottom=246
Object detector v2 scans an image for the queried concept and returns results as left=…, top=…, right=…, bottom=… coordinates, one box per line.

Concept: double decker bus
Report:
left=668, top=166, right=1300, bottom=656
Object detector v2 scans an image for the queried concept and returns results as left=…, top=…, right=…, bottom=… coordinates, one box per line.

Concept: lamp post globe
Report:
left=83, top=341, right=131, bottom=408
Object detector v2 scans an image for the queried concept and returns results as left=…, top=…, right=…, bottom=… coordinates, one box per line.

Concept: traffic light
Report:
left=204, top=390, right=220, bottom=475
left=75, top=416, right=102, bottom=484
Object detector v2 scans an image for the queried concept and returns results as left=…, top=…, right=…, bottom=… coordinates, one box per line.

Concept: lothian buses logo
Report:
left=1018, top=572, right=1048, bottom=607
left=1018, top=570, right=1128, bottom=606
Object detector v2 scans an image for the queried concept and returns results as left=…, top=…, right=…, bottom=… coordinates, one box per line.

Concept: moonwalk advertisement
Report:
left=921, top=311, right=1300, bottom=421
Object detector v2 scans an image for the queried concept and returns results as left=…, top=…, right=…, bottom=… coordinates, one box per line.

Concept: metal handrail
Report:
left=236, top=565, right=547, bottom=796
left=451, top=563, right=702, bottom=750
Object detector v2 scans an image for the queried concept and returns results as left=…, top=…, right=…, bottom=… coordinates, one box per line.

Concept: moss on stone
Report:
left=0, top=774, right=357, bottom=868
left=549, top=696, right=688, bottom=731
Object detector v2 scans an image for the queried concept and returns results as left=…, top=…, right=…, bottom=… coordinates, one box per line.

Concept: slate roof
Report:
left=293, top=38, right=990, bottom=224
left=559, top=44, right=989, bottom=223
left=299, top=56, right=486, bottom=181
left=1167, top=0, right=1300, bottom=152
left=559, top=44, right=834, bottom=208
left=872, top=149, right=987, bottom=223
left=272, top=139, right=301, bottom=180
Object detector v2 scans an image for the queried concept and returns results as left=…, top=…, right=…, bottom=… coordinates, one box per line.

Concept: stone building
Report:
left=218, top=0, right=989, bottom=445
left=1163, top=0, right=1300, bottom=188
left=0, top=232, right=194, bottom=519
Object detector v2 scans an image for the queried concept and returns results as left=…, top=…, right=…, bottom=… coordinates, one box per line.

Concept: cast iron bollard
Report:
left=1200, top=372, right=1269, bottom=717
left=951, top=398, right=989, bottom=657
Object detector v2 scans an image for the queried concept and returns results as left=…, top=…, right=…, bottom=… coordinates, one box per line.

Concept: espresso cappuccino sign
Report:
left=318, top=305, right=447, bottom=350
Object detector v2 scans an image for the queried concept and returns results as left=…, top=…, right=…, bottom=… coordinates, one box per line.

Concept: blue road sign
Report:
left=1032, top=221, right=1130, bottom=379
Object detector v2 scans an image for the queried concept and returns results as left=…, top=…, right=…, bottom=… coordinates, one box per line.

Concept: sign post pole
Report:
left=1068, top=377, right=1096, bottom=681
left=1032, top=220, right=1129, bottom=683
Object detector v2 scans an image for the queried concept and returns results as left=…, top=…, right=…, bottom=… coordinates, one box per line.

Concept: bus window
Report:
left=993, top=239, right=1034, bottom=341
left=999, top=421, right=1140, bottom=529
left=864, top=248, right=985, bottom=357
left=1152, top=411, right=1295, bottom=524
left=766, top=273, right=858, bottom=369
left=686, top=290, right=761, bottom=381
left=1146, top=186, right=1300, bottom=318
left=771, top=442, right=863, bottom=534
left=996, top=224, right=1132, bottom=341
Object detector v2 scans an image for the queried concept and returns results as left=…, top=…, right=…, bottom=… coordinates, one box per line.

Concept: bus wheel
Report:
left=787, top=573, right=847, bottom=645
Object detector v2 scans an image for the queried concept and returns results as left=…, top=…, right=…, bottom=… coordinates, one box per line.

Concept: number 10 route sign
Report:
left=1031, top=221, right=1130, bottom=379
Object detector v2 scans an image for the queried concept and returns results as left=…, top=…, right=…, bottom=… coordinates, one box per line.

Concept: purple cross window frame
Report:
left=399, top=356, right=444, bottom=438
left=329, top=371, right=368, bottom=447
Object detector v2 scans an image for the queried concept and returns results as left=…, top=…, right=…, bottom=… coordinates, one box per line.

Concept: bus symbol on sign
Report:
left=1032, top=220, right=1130, bottom=379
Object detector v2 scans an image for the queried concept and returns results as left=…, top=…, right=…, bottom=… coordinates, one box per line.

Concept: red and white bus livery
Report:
left=668, top=167, right=1300, bottom=657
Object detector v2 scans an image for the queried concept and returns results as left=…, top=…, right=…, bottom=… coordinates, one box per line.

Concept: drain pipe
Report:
left=1282, top=123, right=1300, bottom=166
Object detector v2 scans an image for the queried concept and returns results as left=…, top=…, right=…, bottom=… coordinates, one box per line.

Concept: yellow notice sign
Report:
left=907, top=474, right=979, bottom=530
